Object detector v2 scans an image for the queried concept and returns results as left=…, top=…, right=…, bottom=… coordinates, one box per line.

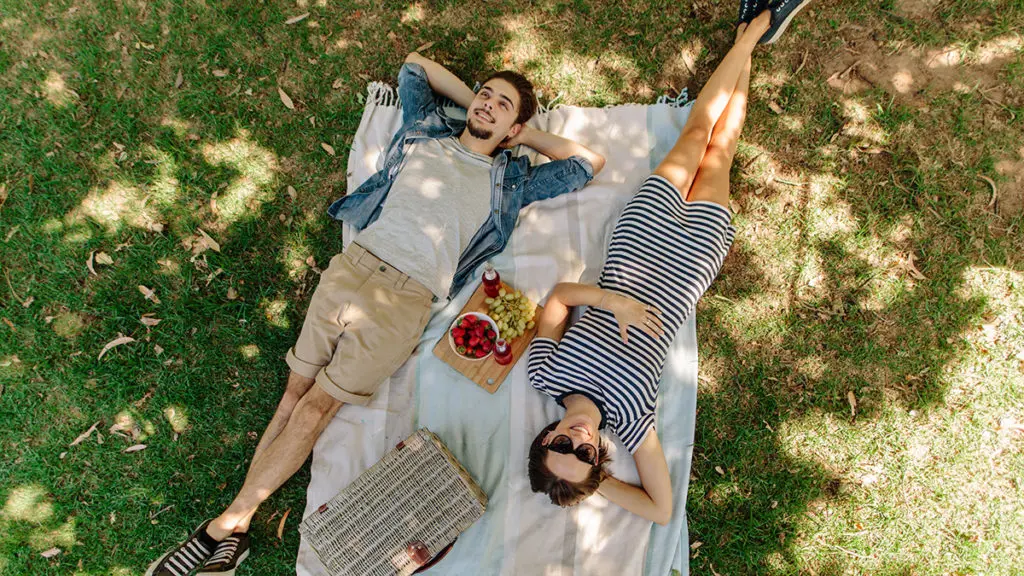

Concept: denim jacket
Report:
left=328, top=62, right=594, bottom=301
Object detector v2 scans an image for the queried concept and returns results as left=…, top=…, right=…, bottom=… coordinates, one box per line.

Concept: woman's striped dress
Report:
left=528, top=175, right=736, bottom=453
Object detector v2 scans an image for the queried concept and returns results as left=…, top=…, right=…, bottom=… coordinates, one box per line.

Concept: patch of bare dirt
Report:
left=995, top=147, right=1024, bottom=218
left=824, top=35, right=1021, bottom=105
left=893, top=0, right=942, bottom=19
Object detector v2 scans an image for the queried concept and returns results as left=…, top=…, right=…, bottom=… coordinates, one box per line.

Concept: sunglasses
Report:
left=546, top=434, right=598, bottom=465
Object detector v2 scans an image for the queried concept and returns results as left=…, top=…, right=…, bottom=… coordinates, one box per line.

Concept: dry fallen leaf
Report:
left=847, top=390, right=857, bottom=418
left=140, top=315, right=162, bottom=327
left=278, top=86, right=295, bottom=110
left=415, top=41, right=435, bottom=53
left=41, top=547, right=61, bottom=559
left=320, top=142, right=335, bottom=156
left=22, top=296, right=34, bottom=308
left=99, top=335, right=136, bottom=359
left=212, top=69, right=229, bottom=77
left=285, top=12, right=309, bottom=24
left=123, top=444, right=147, bottom=453
left=197, top=228, right=221, bottom=253
left=904, top=252, right=928, bottom=280
left=70, top=421, right=101, bottom=446
left=979, top=175, right=998, bottom=209
left=87, top=250, right=97, bottom=275
left=768, top=101, right=784, bottom=114
left=138, top=285, right=161, bottom=304
left=714, top=466, right=725, bottom=476
left=174, top=69, right=183, bottom=89
left=277, top=508, right=291, bottom=540
left=331, top=78, right=344, bottom=89
left=227, top=287, right=238, bottom=300
left=286, top=185, right=297, bottom=201
left=154, top=344, right=164, bottom=355
left=95, top=252, right=114, bottom=265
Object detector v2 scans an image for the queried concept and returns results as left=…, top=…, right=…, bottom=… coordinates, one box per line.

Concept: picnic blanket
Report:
left=295, top=83, right=700, bottom=576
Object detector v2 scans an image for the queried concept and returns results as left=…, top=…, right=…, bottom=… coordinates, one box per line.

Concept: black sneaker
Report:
left=197, top=532, right=250, bottom=576
left=145, top=520, right=218, bottom=576
left=758, top=0, right=814, bottom=44
left=738, top=0, right=768, bottom=24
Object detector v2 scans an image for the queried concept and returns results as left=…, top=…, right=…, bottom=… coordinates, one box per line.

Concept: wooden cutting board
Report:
left=432, top=281, right=544, bottom=394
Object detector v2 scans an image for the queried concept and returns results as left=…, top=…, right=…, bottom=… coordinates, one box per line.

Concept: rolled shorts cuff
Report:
left=315, top=371, right=375, bottom=406
left=285, top=347, right=325, bottom=380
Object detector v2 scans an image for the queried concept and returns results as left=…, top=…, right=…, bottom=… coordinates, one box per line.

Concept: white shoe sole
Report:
left=197, top=548, right=250, bottom=576
left=762, top=0, right=813, bottom=44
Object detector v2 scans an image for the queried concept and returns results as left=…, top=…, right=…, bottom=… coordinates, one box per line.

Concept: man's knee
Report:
left=283, top=371, right=316, bottom=402
left=291, top=386, right=341, bottom=429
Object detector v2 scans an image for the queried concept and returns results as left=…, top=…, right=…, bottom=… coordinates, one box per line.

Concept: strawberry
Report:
left=486, top=329, right=496, bottom=339
left=474, top=325, right=486, bottom=336
left=474, top=348, right=487, bottom=358
left=482, top=340, right=492, bottom=352
left=455, top=337, right=464, bottom=346
left=452, top=327, right=465, bottom=338
left=469, top=336, right=480, bottom=347
left=465, top=315, right=477, bottom=324
left=457, top=345, right=467, bottom=355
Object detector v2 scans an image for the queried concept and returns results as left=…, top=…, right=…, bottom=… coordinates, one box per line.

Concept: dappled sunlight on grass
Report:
left=162, top=405, right=189, bottom=434
left=4, top=484, right=54, bottom=523
left=261, top=298, right=291, bottom=329
left=239, top=343, right=261, bottom=358
left=69, top=180, right=165, bottom=236
left=27, top=517, right=77, bottom=551
left=201, top=129, right=280, bottom=225
left=41, top=70, right=76, bottom=108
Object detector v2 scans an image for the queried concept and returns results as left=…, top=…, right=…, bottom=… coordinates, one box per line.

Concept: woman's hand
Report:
left=601, top=292, right=665, bottom=343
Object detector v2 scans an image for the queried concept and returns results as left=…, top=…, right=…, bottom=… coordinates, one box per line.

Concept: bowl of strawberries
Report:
left=448, top=313, right=499, bottom=361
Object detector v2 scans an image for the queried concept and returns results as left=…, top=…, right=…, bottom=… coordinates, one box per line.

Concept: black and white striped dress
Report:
left=528, top=175, right=736, bottom=453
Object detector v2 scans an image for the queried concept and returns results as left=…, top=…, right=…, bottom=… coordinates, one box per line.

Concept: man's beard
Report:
left=466, top=117, right=493, bottom=140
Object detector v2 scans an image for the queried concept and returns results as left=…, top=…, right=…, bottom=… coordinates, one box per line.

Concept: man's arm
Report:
left=404, top=52, right=475, bottom=110
left=507, top=125, right=606, bottom=175
left=596, top=432, right=673, bottom=525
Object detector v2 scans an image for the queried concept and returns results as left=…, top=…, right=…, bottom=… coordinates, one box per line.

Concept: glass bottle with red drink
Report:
left=493, top=338, right=513, bottom=365
left=483, top=262, right=501, bottom=298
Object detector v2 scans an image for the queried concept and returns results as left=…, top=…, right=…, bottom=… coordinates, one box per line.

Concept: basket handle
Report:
left=408, top=540, right=456, bottom=573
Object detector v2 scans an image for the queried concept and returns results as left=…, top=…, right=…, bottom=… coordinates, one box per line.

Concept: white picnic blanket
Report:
left=296, top=84, right=699, bottom=576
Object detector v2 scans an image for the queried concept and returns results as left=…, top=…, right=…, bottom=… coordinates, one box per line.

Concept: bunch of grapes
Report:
left=485, top=289, right=536, bottom=341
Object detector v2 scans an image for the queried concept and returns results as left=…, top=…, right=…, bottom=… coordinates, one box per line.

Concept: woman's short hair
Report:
left=528, top=421, right=611, bottom=507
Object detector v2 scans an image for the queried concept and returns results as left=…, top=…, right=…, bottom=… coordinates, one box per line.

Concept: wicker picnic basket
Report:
left=299, top=428, right=488, bottom=576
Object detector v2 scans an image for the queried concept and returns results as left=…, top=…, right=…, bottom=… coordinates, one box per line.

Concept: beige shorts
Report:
left=286, top=243, right=434, bottom=405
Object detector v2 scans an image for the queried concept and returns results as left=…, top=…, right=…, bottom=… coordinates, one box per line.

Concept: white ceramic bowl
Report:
left=447, top=312, right=499, bottom=362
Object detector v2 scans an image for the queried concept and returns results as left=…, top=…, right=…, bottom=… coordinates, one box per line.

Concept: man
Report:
left=146, top=52, right=605, bottom=575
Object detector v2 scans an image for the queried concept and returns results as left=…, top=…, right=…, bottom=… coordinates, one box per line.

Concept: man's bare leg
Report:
left=654, top=11, right=769, bottom=194
left=217, top=370, right=315, bottom=535
left=205, top=385, right=344, bottom=540
left=687, top=23, right=754, bottom=208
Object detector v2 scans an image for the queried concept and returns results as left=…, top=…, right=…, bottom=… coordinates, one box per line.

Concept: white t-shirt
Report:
left=356, top=136, right=494, bottom=298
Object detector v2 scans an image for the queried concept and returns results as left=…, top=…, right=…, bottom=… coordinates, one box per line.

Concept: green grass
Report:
left=2, top=0, right=1023, bottom=574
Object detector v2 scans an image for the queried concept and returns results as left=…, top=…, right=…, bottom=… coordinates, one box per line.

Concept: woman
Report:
left=527, top=4, right=807, bottom=524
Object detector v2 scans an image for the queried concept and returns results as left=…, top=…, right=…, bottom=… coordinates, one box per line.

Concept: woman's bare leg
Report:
left=654, top=11, right=768, bottom=194
left=687, top=24, right=754, bottom=208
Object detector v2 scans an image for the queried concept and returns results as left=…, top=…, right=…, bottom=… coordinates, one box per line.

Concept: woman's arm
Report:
left=505, top=126, right=606, bottom=176
left=404, top=52, right=476, bottom=110
left=596, top=432, right=673, bottom=525
left=535, top=283, right=665, bottom=342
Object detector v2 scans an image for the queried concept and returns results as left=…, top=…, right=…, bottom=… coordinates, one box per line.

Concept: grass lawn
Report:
left=1, top=0, right=1023, bottom=574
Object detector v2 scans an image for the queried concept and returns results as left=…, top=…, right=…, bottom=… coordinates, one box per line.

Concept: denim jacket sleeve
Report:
left=520, top=155, right=595, bottom=206
left=397, top=62, right=437, bottom=127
